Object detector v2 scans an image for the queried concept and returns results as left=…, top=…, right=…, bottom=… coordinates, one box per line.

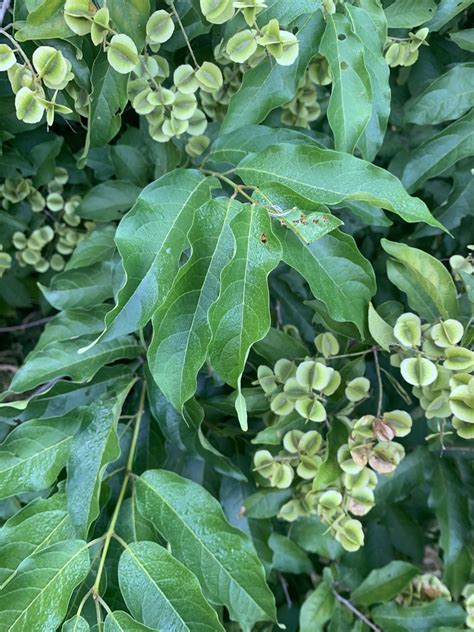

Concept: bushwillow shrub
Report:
left=0, top=0, right=473, bottom=630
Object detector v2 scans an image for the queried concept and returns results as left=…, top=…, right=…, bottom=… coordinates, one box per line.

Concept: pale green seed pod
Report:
left=335, top=518, right=364, bottom=552
left=431, top=319, right=464, bottom=348
left=384, top=42, right=400, bottom=67
left=425, top=393, right=451, bottom=419
left=12, top=232, right=27, bottom=250
left=34, top=257, right=50, bottom=273
left=0, top=44, right=16, bottom=71
left=233, top=0, right=267, bottom=27
left=299, top=430, right=323, bottom=455
left=295, top=397, right=326, bottom=422
left=200, top=0, right=235, bottom=24
left=185, top=134, right=210, bottom=157
left=162, top=114, right=189, bottom=137
left=15, top=87, right=45, bottom=124
left=449, top=372, right=471, bottom=390
left=315, top=332, right=339, bottom=358
left=132, top=88, right=155, bottom=115
left=257, top=365, right=277, bottom=394
left=382, top=410, right=412, bottom=438
left=401, top=48, right=419, bottom=67
left=91, top=7, right=110, bottom=46
left=47, top=193, right=64, bottom=212
left=0, top=250, right=12, bottom=275
left=369, top=441, right=405, bottom=474
left=54, top=167, right=69, bottom=186
left=7, top=63, right=34, bottom=94
left=452, top=416, right=474, bottom=439
left=32, top=47, right=71, bottom=90
left=337, top=444, right=364, bottom=475
left=322, top=370, right=342, bottom=396
left=146, top=10, right=175, bottom=44
left=449, top=383, right=474, bottom=423
left=64, top=213, right=81, bottom=227
left=278, top=499, right=306, bottom=522
left=56, top=238, right=74, bottom=255
left=352, top=415, right=376, bottom=441
left=148, top=122, right=171, bottom=143
left=271, top=462, right=294, bottom=489
left=226, top=30, right=258, bottom=64
left=148, top=87, right=175, bottom=107
left=270, top=392, right=295, bottom=416
left=283, top=430, right=304, bottom=454
left=443, top=346, right=474, bottom=372
left=274, top=358, right=295, bottom=382
left=296, top=360, right=333, bottom=391
left=21, top=247, right=41, bottom=265
left=174, top=64, right=199, bottom=94
left=133, top=56, right=159, bottom=80
left=394, top=312, right=422, bottom=348
left=297, top=455, right=321, bottom=479
left=187, top=109, right=208, bottom=136
left=50, top=253, right=65, bottom=272
left=107, top=34, right=139, bottom=74
left=27, top=233, right=45, bottom=251
left=449, top=254, right=472, bottom=275
left=257, top=19, right=299, bottom=66
left=348, top=487, right=375, bottom=516
left=400, top=356, right=438, bottom=387
left=64, top=0, right=93, bottom=35
left=284, top=377, right=309, bottom=400
left=196, top=62, right=223, bottom=93
left=253, top=449, right=275, bottom=477
left=322, top=0, right=336, bottom=14
left=172, top=92, right=197, bottom=120
left=345, top=377, right=370, bottom=402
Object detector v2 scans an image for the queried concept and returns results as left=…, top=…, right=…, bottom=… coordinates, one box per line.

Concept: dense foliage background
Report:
left=0, top=0, right=473, bottom=630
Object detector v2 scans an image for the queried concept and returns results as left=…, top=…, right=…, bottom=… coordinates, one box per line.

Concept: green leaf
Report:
left=401, top=110, right=474, bottom=193
left=351, top=561, right=419, bottom=606
left=426, top=0, right=473, bottom=31
left=277, top=228, right=375, bottom=336
left=148, top=199, right=236, bottom=411
left=312, top=417, right=348, bottom=490
left=65, top=226, right=117, bottom=271
left=384, top=0, right=437, bottom=28
left=300, top=581, right=336, bottom=632
left=97, top=169, right=218, bottom=342
left=62, top=615, right=90, bottom=631
left=67, top=380, right=134, bottom=537
left=108, top=0, right=151, bottom=49
left=0, top=493, right=74, bottom=589
left=104, top=611, right=155, bottom=632
left=320, top=12, right=372, bottom=154
left=244, top=488, right=294, bottom=518
left=15, top=0, right=75, bottom=42
left=368, top=302, right=397, bottom=351
left=372, top=599, right=466, bottom=632
left=290, top=516, right=343, bottom=560
left=404, top=64, right=474, bottom=125
left=0, top=540, right=90, bottom=632
left=428, top=458, right=471, bottom=598
left=237, top=143, right=445, bottom=231
left=450, top=29, right=474, bottom=52
left=35, top=306, right=110, bottom=351
left=221, top=12, right=325, bottom=133
left=0, top=413, right=83, bottom=499
left=136, top=469, right=277, bottom=629
left=381, top=238, right=459, bottom=320
left=9, top=334, right=141, bottom=393
left=269, top=533, right=313, bottom=574
left=118, top=540, right=225, bottom=631
left=346, top=2, right=390, bottom=160
left=77, top=181, right=142, bottom=222
left=208, top=203, right=282, bottom=393
left=110, top=146, right=150, bottom=187
left=80, top=53, right=129, bottom=165
left=375, top=449, right=426, bottom=505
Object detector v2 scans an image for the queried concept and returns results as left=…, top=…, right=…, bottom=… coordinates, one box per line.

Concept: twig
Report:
left=0, top=316, right=53, bottom=333
left=333, top=589, right=381, bottom=632
left=169, top=2, right=199, bottom=67
left=373, top=348, right=383, bottom=417
left=278, top=572, right=292, bottom=608
left=0, top=0, right=11, bottom=26
left=0, top=364, right=17, bottom=372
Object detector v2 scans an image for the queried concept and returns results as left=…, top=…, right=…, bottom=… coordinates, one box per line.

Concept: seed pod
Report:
left=187, top=109, right=208, bottom=136
left=345, top=377, right=370, bottom=402
left=15, top=87, right=45, bottom=124
left=295, top=397, right=326, bottom=422
left=54, top=167, right=69, bottom=186
left=174, top=64, right=199, bottom=94
left=196, top=62, right=223, bottom=92
left=7, top=63, right=34, bottom=94
left=278, top=499, right=306, bottom=522
left=35, top=257, right=50, bottom=273
left=12, top=232, right=27, bottom=250
left=284, top=377, right=309, bottom=400
left=271, top=462, right=294, bottom=489
left=431, top=319, right=464, bottom=348
left=146, top=10, right=175, bottom=44
left=369, top=441, right=405, bottom=474
left=348, top=487, right=374, bottom=516
left=172, top=92, right=197, bottom=120
left=394, top=312, right=422, bottom=347
left=400, top=356, right=438, bottom=387
left=21, top=247, right=41, bottom=265
left=50, top=253, right=65, bottom=272
left=162, top=114, right=189, bottom=137
left=384, top=42, right=400, bottom=67
left=0, top=44, right=16, bottom=71
left=91, top=7, right=110, bottom=46
left=452, top=416, right=474, bottom=439
left=425, top=393, right=451, bottom=419
left=299, top=430, right=323, bottom=455
left=185, top=135, right=210, bottom=157
left=257, top=365, right=277, bottom=394
left=322, top=370, right=342, bottom=396
left=383, top=410, right=413, bottom=437
left=270, top=392, right=295, bottom=416
left=449, top=254, right=472, bottom=275
left=449, top=382, right=474, bottom=423
left=64, top=0, right=93, bottom=35
left=32, top=47, right=71, bottom=89
left=200, top=0, right=235, bottom=24
left=315, top=332, right=339, bottom=358
left=226, top=30, right=258, bottom=64
left=132, top=88, right=155, bottom=115
left=337, top=444, right=364, bottom=475
left=335, top=518, right=364, bottom=552
left=443, top=346, right=474, bottom=372
left=107, top=34, right=139, bottom=74
left=296, top=360, right=333, bottom=391
left=283, top=430, right=304, bottom=454
left=319, top=490, right=343, bottom=510
left=233, top=0, right=266, bottom=27
left=47, top=192, right=64, bottom=212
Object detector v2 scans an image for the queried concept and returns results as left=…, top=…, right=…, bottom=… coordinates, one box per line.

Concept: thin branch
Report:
left=373, top=348, right=383, bottom=417
left=333, top=589, right=381, bottom=632
left=169, top=2, right=199, bottom=67
left=0, top=316, right=53, bottom=333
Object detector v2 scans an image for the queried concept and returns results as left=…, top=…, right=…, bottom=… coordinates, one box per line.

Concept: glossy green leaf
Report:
left=15, top=0, right=74, bottom=42
left=221, top=12, right=325, bottom=133
left=269, top=533, right=313, bottom=575
left=384, top=0, right=437, bottom=28
left=237, top=143, right=445, bottom=231
left=277, top=227, right=375, bottom=336
left=382, top=238, right=459, bottom=321
left=320, top=12, right=372, bottom=154
left=428, top=458, right=471, bottom=597
left=77, top=181, right=142, bottom=222
left=351, top=561, right=419, bottom=606
left=0, top=413, right=83, bottom=499
left=118, top=540, right=225, bottom=631
left=300, top=581, right=336, bottom=632
left=104, top=611, right=155, bottom=632
left=35, top=306, right=109, bottom=351
left=62, top=615, right=90, bottom=631
left=401, top=110, right=474, bottom=192
left=404, top=64, right=474, bottom=125
left=108, top=0, right=151, bottom=48
left=9, top=334, right=141, bottom=393
left=149, top=199, right=236, bottom=411
left=290, top=516, right=343, bottom=560
left=0, top=540, right=90, bottom=632
left=372, top=599, right=466, bottom=632
left=136, top=469, right=277, bottom=629
left=208, top=202, right=282, bottom=396
left=97, top=170, right=217, bottom=342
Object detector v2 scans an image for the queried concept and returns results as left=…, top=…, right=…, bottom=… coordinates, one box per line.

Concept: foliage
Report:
left=0, top=0, right=473, bottom=630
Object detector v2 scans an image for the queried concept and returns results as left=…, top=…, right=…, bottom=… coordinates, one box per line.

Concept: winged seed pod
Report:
left=345, top=377, right=370, bottom=402
left=315, top=332, right=339, bottom=357
left=233, top=0, right=267, bottom=26
left=107, top=35, right=139, bottom=74
left=335, top=518, right=364, bottom=552
left=0, top=44, right=16, bottom=71
left=226, top=30, right=258, bottom=64
left=431, top=319, right=464, bottom=348
left=394, top=312, right=422, bottom=347
left=64, top=0, right=93, bottom=35
left=32, top=47, right=72, bottom=90
left=146, top=10, right=175, bottom=45
left=195, top=62, right=223, bottom=92
left=200, top=0, right=235, bottom=24
left=400, top=356, right=438, bottom=387
left=15, top=87, right=45, bottom=124
left=91, top=7, right=110, bottom=46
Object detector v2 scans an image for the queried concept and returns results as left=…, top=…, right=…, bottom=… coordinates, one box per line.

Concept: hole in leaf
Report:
left=292, top=26, right=299, bottom=34
left=337, top=33, right=346, bottom=41
left=340, top=61, right=349, bottom=70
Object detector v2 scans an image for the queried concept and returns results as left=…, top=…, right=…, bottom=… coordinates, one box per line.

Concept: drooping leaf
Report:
left=351, top=561, right=419, bottom=606
left=300, top=580, right=336, bottom=632
left=77, top=181, right=142, bottom=222
left=269, top=533, right=313, bottom=575
left=237, top=143, right=445, bottom=231
left=148, top=199, right=236, bottom=411
left=382, top=238, right=459, bottom=321
left=0, top=540, right=90, bottom=632
left=372, top=599, right=466, bottom=632
left=136, top=469, right=277, bottom=629
left=118, top=540, right=225, bottom=631
left=320, top=12, right=372, bottom=154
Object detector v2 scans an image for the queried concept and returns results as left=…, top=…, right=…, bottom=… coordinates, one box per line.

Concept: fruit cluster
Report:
left=384, top=28, right=429, bottom=68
